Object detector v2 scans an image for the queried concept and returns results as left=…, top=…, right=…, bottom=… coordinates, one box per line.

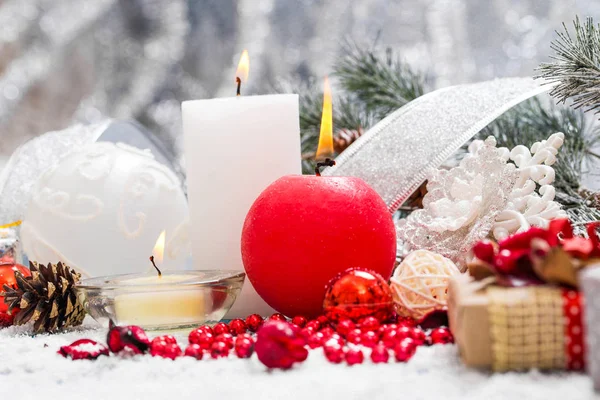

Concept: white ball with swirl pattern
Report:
left=21, top=142, right=191, bottom=277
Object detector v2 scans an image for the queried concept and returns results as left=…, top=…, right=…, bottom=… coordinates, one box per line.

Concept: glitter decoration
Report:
left=397, top=137, right=518, bottom=267
left=390, top=249, right=461, bottom=320
left=492, top=132, right=567, bottom=240
left=322, top=77, right=552, bottom=212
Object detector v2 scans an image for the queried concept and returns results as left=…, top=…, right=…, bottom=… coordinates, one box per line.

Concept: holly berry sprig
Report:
left=58, top=312, right=454, bottom=367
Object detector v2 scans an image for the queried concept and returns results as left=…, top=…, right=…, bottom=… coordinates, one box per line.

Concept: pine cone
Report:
left=2, top=261, right=85, bottom=333
left=334, top=127, right=364, bottom=154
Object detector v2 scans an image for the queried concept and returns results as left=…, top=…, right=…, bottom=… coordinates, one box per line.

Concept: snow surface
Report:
left=0, top=318, right=595, bottom=400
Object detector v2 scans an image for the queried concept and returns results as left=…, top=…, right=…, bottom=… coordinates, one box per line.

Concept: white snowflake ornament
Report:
left=492, top=132, right=567, bottom=240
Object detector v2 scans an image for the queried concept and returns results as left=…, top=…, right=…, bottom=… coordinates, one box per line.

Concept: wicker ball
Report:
left=391, top=249, right=461, bottom=320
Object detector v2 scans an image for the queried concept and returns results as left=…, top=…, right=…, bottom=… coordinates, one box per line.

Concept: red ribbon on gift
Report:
left=562, top=289, right=585, bottom=370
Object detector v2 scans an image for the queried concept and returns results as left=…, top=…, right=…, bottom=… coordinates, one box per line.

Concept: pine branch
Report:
left=334, top=41, right=426, bottom=120
left=537, top=16, right=600, bottom=114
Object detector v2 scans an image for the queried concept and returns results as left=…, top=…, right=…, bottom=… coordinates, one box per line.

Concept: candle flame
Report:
left=316, top=76, right=334, bottom=159
left=152, top=230, right=166, bottom=264
left=235, top=50, right=250, bottom=84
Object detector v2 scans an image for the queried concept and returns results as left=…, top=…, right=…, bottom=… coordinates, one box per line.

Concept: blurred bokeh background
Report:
left=0, top=0, right=598, bottom=170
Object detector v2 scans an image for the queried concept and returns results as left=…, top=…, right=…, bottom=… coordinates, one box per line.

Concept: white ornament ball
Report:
left=390, top=249, right=460, bottom=320
left=21, top=142, right=190, bottom=277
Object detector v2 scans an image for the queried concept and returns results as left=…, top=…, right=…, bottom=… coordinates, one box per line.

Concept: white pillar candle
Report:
left=182, top=94, right=301, bottom=317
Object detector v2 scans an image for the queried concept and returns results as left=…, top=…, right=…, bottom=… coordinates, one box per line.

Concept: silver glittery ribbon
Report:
left=323, top=77, right=553, bottom=212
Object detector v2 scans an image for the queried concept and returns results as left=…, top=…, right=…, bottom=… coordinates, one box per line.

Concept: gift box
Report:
left=581, top=266, right=600, bottom=389
left=448, top=274, right=585, bottom=371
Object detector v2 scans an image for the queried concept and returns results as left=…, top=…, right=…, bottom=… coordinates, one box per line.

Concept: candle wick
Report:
left=315, top=158, right=336, bottom=176
left=149, top=256, right=162, bottom=277
left=236, top=77, right=241, bottom=96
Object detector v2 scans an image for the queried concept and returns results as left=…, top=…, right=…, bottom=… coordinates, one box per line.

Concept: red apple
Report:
left=241, top=175, right=396, bottom=318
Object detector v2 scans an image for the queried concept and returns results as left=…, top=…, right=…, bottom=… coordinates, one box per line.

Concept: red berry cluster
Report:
left=58, top=312, right=453, bottom=367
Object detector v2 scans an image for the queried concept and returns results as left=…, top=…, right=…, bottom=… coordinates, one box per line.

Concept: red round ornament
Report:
left=370, top=344, right=389, bottom=363
left=394, top=338, right=417, bottom=362
left=323, top=268, right=395, bottom=323
left=269, top=313, right=287, bottom=322
left=254, top=320, right=308, bottom=369
left=429, top=327, right=454, bottom=345
left=345, top=347, right=364, bottom=366
left=324, top=344, right=345, bottom=364
left=228, top=319, right=247, bottom=336
left=234, top=336, right=255, bottom=358
left=0, top=263, right=31, bottom=325
left=360, top=330, right=379, bottom=348
left=215, top=333, right=234, bottom=349
left=188, top=330, right=214, bottom=350
left=291, top=315, right=308, bottom=328
left=335, top=319, right=355, bottom=337
left=184, top=344, right=204, bottom=360
left=150, top=337, right=182, bottom=360
left=346, top=328, right=362, bottom=345
left=213, top=322, right=230, bottom=335
left=210, top=341, right=230, bottom=358
left=245, top=314, right=264, bottom=332
left=241, top=176, right=396, bottom=319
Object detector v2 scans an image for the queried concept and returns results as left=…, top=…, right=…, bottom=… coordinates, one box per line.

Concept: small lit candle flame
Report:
left=152, top=230, right=166, bottom=265
left=316, top=76, right=334, bottom=159
left=235, top=50, right=250, bottom=96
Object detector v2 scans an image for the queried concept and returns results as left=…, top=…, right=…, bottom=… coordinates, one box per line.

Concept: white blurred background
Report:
left=0, top=0, right=598, bottom=171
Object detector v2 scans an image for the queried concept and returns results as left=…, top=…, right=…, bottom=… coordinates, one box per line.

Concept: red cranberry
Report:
left=150, top=338, right=182, bottom=360
left=228, top=319, right=247, bottom=336
left=58, top=339, right=109, bottom=360
left=319, top=327, right=335, bottom=338
left=213, top=322, right=230, bottom=335
left=396, top=326, right=412, bottom=340
left=381, top=329, right=400, bottom=348
left=345, top=347, right=364, bottom=365
left=394, top=338, right=417, bottom=362
left=235, top=336, right=255, bottom=358
left=210, top=341, right=230, bottom=358
left=215, top=333, right=234, bottom=349
left=255, top=320, right=308, bottom=369
left=430, top=327, right=454, bottom=345
left=291, top=315, right=308, bottom=328
left=323, top=334, right=345, bottom=348
left=107, top=321, right=151, bottom=355
left=184, top=344, right=204, bottom=360
left=359, top=316, right=380, bottom=332
left=245, top=314, right=264, bottom=332
left=305, top=320, right=321, bottom=331
left=409, top=327, right=427, bottom=346
left=370, top=344, right=389, bottom=363
left=361, top=331, right=379, bottom=348
left=189, top=329, right=214, bottom=350
left=346, top=328, right=362, bottom=344
left=269, top=313, right=287, bottom=322
left=308, top=331, right=325, bottom=349
left=323, top=344, right=345, bottom=364
left=300, top=327, right=315, bottom=340
left=335, top=319, right=355, bottom=336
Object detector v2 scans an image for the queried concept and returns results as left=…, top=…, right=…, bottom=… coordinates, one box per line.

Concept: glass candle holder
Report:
left=76, top=270, right=245, bottom=331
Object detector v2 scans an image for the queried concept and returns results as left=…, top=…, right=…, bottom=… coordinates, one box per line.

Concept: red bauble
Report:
left=345, top=348, right=364, bottom=365
left=189, top=329, right=214, bottom=349
left=323, top=268, right=395, bottom=322
left=228, top=319, right=247, bottom=336
left=210, top=341, right=230, bottom=358
left=107, top=321, right=151, bottom=355
left=245, top=314, right=264, bottom=332
left=150, top=337, right=182, bottom=360
left=254, top=320, right=308, bottom=369
left=324, top=344, right=345, bottom=364
left=234, top=336, right=255, bottom=358
left=58, top=339, right=109, bottom=360
left=394, top=339, right=417, bottom=362
left=184, top=344, right=204, bottom=360
left=213, top=322, right=230, bottom=335
left=430, top=327, right=454, bottom=345
left=370, top=344, right=389, bottom=363
left=241, top=176, right=396, bottom=318
left=335, top=319, right=355, bottom=337
left=215, top=333, right=234, bottom=349
left=291, top=315, right=308, bottom=328
left=0, top=263, right=31, bottom=323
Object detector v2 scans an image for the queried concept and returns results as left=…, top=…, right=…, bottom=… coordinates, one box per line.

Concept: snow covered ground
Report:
left=0, top=318, right=595, bottom=400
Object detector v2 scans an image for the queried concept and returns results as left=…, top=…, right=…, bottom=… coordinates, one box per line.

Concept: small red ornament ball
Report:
left=323, top=268, right=395, bottom=322
left=150, top=336, right=182, bottom=360
left=234, top=336, right=255, bottom=359
left=0, top=263, right=31, bottom=325
left=324, top=344, right=345, bottom=364
left=370, top=344, right=389, bottom=364
left=228, top=319, right=247, bottom=336
left=210, top=341, right=230, bottom=359
left=241, top=176, right=396, bottom=318
left=255, top=320, right=308, bottom=369
left=345, top=348, right=364, bottom=366
left=245, top=314, right=264, bottom=332
left=430, top=327, right=454, bottom=345
left=394, top=338, right=417, bottom=362
left=184, top=344, right=204, bottom=360
left=291, top=316, right=308, bottom=328
left=213, top=322, right=230, bottom=335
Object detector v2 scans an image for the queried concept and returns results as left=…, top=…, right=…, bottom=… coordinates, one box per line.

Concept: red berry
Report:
left=323, top=344, right=345, bottom=364
left=345, top=347, right=364, bottom=365
left=335, top=319, right=355, bottom=337
left=184, top=344, right=204, bottom=360
left=361, top=330, right=379, bottom=348
left=370, top=344, right=389, bottom=363
left=430, top=327, right=454, bottom=345
left=381, top=329, right=400, bottom=348
left=269, top=313, right=287, bottom=322
left=300, top=327, right=315, bottom=340
left=213, top=322, right=230, bottom=335
left=359, top=316, right=380, bottom=332
left=316, top=315, right=330, bottom=328
left=210, top=341, right=230, bottom=358
left=58, top=339, right=109, bottom=360
left=291, top=316, right=308, bottom=328
left=319, top=327, right=335, bottom=338
left=189, top=329, right=214, bottom=350
left=308, top=331, right=325, bottom=349
left=394, top=339, right=416, bottom=362
left=152, top=335, right=177, bottom=347
left=323, top=334, right=345, bottom=348
left=255, top=320, right=308, bottom=369
left=107, top=321, right=151, bottom=355
left=193, top=325, right=214, bottom=335
left=396, top=326, right=412, bottom=340
left=215, top=333, right=234, bottom=349
left=150, top=339, right=182, bottom=360
left=305, top=320, right=320, bottom=331
left=346, top=328, right=362, bottom=345
left=245, top=314, right=264, bottom=332
left=228, top=319, right=247, bottom=336
left=409, top=327, right=427, bottom=346
left=234, top=336, right=255, bottom=358
left=379, top=323, right=398, bottom=335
